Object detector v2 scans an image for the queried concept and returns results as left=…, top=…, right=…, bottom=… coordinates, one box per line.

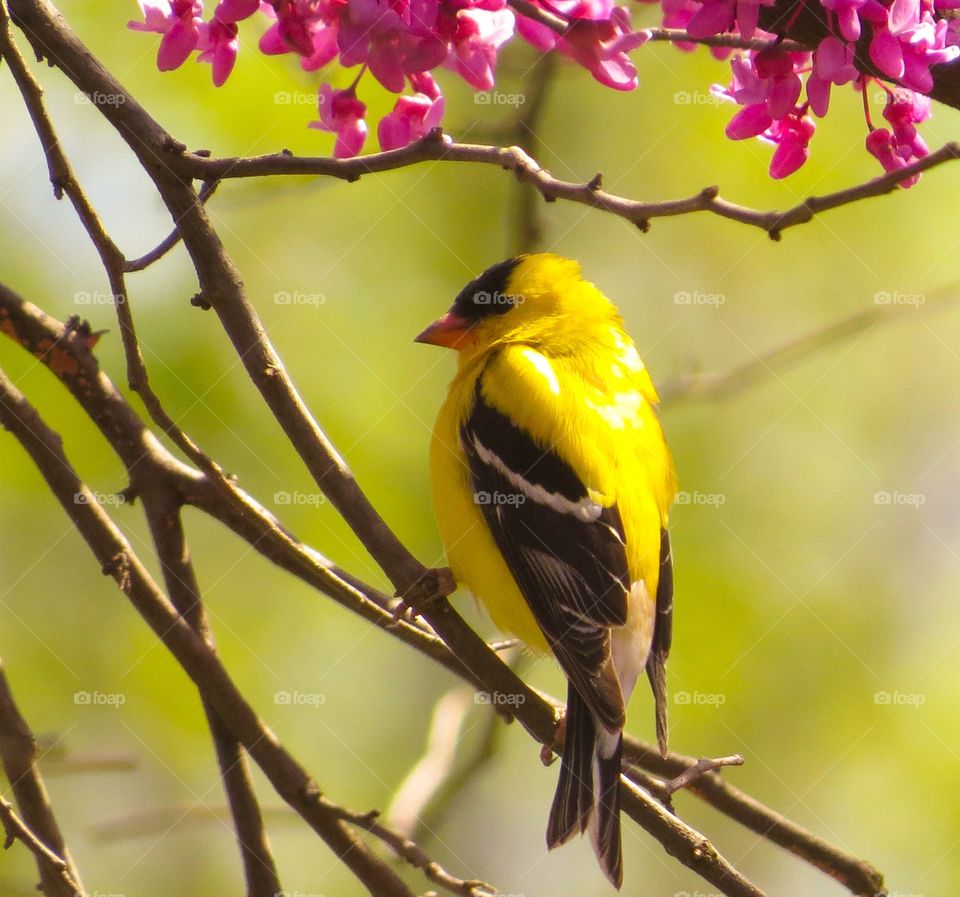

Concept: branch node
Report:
left=635, top=218, right=651, bottom=233
left=190, top=292, right=212, bottom=310
left=700, top=185, right=720, bottom=200
left=587, top=171, right=603, bottom=191
left=194, top=148, right=211, bottom=158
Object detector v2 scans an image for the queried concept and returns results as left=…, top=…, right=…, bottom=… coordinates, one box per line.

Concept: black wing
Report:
left=462, top=376, right=630, bottom=732
left=646, top=529, right=673, bottom=755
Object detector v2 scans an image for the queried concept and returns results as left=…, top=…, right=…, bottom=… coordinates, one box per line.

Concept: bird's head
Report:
left=415, top=254, right=619, bottom=362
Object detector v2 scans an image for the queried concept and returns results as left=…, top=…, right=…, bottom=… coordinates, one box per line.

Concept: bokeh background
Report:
left=2, top=3, right=959, bottom=895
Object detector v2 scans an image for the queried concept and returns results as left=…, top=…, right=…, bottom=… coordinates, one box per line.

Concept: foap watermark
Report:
left=274, top=290, right=326, bottom=307
left=674, top=690, right=726, bottom=707
left=475, top=691, right=526, bottom=707
left=274, top=690, right=326, bottom=707
left=675, top=490, right=726, bottom=507
left=674, top=290, right=726, bottom=307
left=75, top=290, right=123, bottom=306
left=473, top=289, right=521, bottom=306
left=874, top=690, right=925, bottom=707
left=74, top=691, right=126, bottom=707
left=74, top=491, right=127, bottom=507
left=874, top=290, right=925, bottom=306
left=675, top=891, right=723, bottom=897
left=474, top=490, right=526, bottom=507
left=274, top=91, right=318, bottom=106
left=274, top=491, right=327, bottom=507
left=873, top=490, right=925, bottom=507
left=75, top=90, right=126, bottom=107
left=475, top=91, right=526, bottom=107
left=673, top=90, right=724, bottom=107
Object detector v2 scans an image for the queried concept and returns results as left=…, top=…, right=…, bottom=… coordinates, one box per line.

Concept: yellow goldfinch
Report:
left=416, top=254, right=676, bottom=888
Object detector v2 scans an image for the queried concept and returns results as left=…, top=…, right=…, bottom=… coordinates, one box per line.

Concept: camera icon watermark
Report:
left=74, top=691, right=126, bottom=707
left=675, top=491, right=726, bottom=507
left=874, top=290, right=925, bottom=307
left=873, top=491, right=925, bottom=507
left=274, top=491, right=327, bottom=507
left=874, top=690, right=925, bottom=707
left=674, top=290, right=726, bottom=307
left=274, top=291, right=326, bottom=307
left=274, top=690, right=326, bottom=707
left=674, top=690, right=726, bottom=707
left=475, top=91, right=526, bottom=107
left=474, top=490, right=526, bottom=507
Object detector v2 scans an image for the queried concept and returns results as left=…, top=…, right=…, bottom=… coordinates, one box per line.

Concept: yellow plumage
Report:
left=418, top=253, right=677, bottom=888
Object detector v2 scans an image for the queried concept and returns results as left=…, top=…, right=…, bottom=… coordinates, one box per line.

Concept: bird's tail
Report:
left=546, top=684, right=624, bottom=888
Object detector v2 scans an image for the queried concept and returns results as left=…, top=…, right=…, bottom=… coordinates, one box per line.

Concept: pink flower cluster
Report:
left=129, top=0, right=646, bottom=157
left=130, top=0, right=957, bottom=181
left=670, top=0, right=958, bottom=180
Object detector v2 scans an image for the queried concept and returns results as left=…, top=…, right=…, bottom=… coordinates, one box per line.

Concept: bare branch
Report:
left=0, top=368, right=419, bottom=897
left=660, top=284, right=960, bottom=403
left=622, top=738, right=885, bottom=897
left=0, top=665, right=86, bottom=897
left=143, top=488, right=282, bottom=897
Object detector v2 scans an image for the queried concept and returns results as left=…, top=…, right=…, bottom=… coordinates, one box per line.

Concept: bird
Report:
left=415, top=253, right=676, bottom=888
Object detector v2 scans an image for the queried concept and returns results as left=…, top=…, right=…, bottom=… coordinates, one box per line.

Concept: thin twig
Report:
left=660, top=282, right=960, bottom=402
left=0, top=798, right=82, bottom=897
left=125, top=179, right=219, bottom=272
left=622, top=738, right=885, bottom=897
left=0, top=665, right=86, bottom=897
left=142, top=489, right=282, bottom=897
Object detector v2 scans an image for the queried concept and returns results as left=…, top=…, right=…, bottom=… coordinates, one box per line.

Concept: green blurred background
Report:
left=2, top=3, right=959, bottom=895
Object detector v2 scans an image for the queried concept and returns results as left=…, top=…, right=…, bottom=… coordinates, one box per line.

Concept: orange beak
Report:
left=414, top=312, right=473, bottom=349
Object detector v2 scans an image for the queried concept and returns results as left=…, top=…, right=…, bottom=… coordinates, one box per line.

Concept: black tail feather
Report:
left=592, top=732, right=623, bottom=889
left=547, top=685, right=624, bottom=888
left=546, top=684, right=594, bottom=847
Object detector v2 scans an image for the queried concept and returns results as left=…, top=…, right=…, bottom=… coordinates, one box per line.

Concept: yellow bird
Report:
left=416, top=254, right=676, bottom=888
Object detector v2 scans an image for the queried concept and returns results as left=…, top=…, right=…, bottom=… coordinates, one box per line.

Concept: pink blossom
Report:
left=378, top=74, right=445, bottom=148
left=762, top=113, right=816, bottom=178
left=819, top=0, right=869, bottom=41
left=865, top=127, right=924, bottom=185
left=448, top=7, right=515, bottom=90
left=806, top=36, right=858, bottom=116
left=197, top=17, right=239, bottom=85
left=725, top=102, right=772, bottom=138
left=339, top=0, right=447, bottom=93
left=215, top=0, right=259, bottom=21
left=128, top=0, right=204, bottom=71
left=563, top=7, right=647, bottom=90
left=686, top=0, right=773, bottom=40
left=309, top=82, right=368, bottom=157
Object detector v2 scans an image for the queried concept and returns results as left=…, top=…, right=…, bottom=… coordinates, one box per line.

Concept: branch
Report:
left=142, top=487, right=282, bottom=897
left=622, top=739, right=884, bottom=897
left=507, top=0, right=806, bottom=51
left=130, top=132, right=960, bottom=239
left=0, top=799, right=82, bottom=897
left=659, top=284, right=960, bottom=403
left=0, top=665, right=86, bottom=897
left=125, top=179, right=219, bottom=273
left=0, top=368, right=419, bottom=897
